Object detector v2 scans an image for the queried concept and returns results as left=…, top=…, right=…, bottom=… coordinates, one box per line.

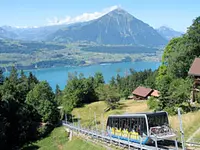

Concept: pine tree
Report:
left=0, top=69, right=4, bottom=85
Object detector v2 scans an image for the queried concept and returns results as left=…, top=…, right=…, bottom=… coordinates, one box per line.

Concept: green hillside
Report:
left=23, top=127, right=105, bottom=150
left=21, top=100, right=200, bottom=150
left=72, top=100, right=200, bottom=140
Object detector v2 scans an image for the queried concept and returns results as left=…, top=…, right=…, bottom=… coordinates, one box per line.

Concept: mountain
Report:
left=156, top=26, right=184, bottom=40
left=47, top=8, right=167, bottom=47
left=1, top=25, right=71, bottom=41
left=0, top=27, right=18, bottom=39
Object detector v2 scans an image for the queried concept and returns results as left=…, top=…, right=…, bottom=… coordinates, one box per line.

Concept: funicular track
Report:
left=63, top=122, right=181, bottom=150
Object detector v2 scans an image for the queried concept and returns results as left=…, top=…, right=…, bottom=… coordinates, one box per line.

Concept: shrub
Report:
left=147, top=97, right=159, bottom=110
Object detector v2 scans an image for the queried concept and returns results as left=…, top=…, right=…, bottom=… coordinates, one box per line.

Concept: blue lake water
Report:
left=26, top=61, right=160, bottom=91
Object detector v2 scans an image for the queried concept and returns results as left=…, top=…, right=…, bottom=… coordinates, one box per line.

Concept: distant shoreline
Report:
left=1, top=59, right=161, bottom=73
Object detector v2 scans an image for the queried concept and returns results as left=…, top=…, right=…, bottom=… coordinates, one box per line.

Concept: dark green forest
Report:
left=0, top=16, right=199, bottom=149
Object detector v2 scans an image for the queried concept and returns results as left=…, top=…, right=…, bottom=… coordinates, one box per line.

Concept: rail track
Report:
left=63, top=121, right=184, bottom=150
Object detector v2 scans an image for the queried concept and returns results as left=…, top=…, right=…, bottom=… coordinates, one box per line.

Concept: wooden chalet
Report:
left=151, top=90, right=160, bottom=98
left=188, top=58, right=200, bottom=102
left=132, top=86, right=160, bottom=100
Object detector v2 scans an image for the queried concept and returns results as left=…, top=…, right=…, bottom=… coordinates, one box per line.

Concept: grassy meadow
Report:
left=23, top=100, right=200, bottom=150
left=72, top=100, right=200, bottom=140
left=23, top=127, right=105, bottom=150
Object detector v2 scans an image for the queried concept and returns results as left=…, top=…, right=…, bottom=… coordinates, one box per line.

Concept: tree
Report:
left=26, top=81, right=59, bottom=124
left=97, top=85, right=120, bottom=109
left=187, top=16, right=200, bottom=44
left=62, top=74, right=98, bottom=113
left=55, top=84, right=62, bottom=105
left=93, top=72, right=105, bottom=88
left=28, top=72, right=39, bottom=91
left=0, top=99, right=38, bottom=149
left=110, top=76, right=116, bottom=87
left=0, top=69, right=4, bottom=85
left=155, top=16, right=200, bottom=113
left=9, top=66, right=18, bottom=84
left=168, top=78, right=192, bottom=108
left=0, top=69, right=39, bottom=149
left=17, top=70, right=29, bottom=101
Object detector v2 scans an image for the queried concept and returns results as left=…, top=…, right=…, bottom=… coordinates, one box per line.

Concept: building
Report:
left=132, top=86, right=160, bottom=100
left=188, top=58, right=200, bottom=102
left=150, top=90, right=160, bottom=98
left=132, top=86, right=159, bottom=100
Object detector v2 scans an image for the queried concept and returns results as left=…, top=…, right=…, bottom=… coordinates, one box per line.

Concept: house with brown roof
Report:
left=151, top=90, right=160, bottom=98
left=132, top=86, right=159, bottom=100
left=188, top=58, right=200, bottom=77
left=188, top=58, right=200, bottom=102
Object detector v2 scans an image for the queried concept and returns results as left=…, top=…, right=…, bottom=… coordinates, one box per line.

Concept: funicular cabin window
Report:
left=129, top=118, right=134, bottom=132
left=147, top=113, right=168, bottom=128
left=119, top=118, right=126, bottom=130
left=107, top=117, right=112, bottom=127
left=140, top=117, right=147, bottom=135
left=126, top=118, right=130, bottom=130
left=127, top=117, right=147, bottom=136
left=113, top=118, right=119, bottom=129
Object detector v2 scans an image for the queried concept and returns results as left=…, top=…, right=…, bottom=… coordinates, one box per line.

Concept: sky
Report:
left=0, top=0, right=199, bottom=32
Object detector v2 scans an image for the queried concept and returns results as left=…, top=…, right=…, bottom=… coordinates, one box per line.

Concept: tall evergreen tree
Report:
left=0, top=69, right=4, bottom=85
left=28, top=72, right=39, bottom=91
left=55, top=84, right=62, bottom=105
left=26, top=81, right=59, bottom=124
left=93, top=72, right=105, bottom=88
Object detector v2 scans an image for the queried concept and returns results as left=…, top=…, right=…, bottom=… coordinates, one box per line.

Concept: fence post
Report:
left=94, top=112, right=97, bottom=132
left=110, top=132, right=112, bottom=145
left=175, top=137, right=178, bottom=150
left=118, top=135, right=120, bottom=147
left=78, top=114, right=80, bottom=134
left=65, top=113, right=67, bottom=124
left=128, top=134, right=130, bottom=150
left=101, top=113, right=104, bottom=136
left=155, top=136, right=158, bottom=150
left=178, top=108, right=185, bottom=150
left=140, top=136, right=142, bottom=150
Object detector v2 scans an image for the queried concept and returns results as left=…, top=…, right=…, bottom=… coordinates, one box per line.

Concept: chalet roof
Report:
left=151, top=90, right=160, bottom=97
left=188, top=58, right=200, bottom=76
left=132, top=86, right=153, bottom=98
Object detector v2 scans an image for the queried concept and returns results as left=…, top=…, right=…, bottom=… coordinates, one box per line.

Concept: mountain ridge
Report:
left=156, top=26, right=184, bottom=40
left=47, top=8, right=167, bottom=47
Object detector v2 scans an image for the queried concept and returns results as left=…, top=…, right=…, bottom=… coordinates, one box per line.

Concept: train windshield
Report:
left=147, top=112, right=169, bottom=128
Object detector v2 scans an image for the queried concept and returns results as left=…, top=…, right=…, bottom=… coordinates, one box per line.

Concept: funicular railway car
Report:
left=106, top=111, right=176, bottom=144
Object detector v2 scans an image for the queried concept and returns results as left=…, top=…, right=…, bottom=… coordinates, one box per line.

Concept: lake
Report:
left=27, top=61, right=160, bottom=91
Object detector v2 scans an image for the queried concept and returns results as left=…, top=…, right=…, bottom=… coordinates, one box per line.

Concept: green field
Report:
left=0, top=39, right=162, bottom=70
left=72, top=100, right=200, bottom=140
left=23, top=100, right=200, bottom=149
left=22, top=127, right=105, bottom=150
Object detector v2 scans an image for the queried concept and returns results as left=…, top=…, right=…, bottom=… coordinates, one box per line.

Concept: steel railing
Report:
left=63, top=121, right=180, bottom=150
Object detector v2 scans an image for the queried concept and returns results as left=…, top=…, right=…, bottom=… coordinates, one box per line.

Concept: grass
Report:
left=72, top=100, right=149, bottom=129
left=64, top=137, right=106, bottom=150
left=23, top=100, right=200, bottom=150
left=23, top=127, right=68, bottom=150
left=22, top=127, right=106, bottom=150
left=72, top=100, right=200, bottom=141
left=169, top=110, right=200, bottom=139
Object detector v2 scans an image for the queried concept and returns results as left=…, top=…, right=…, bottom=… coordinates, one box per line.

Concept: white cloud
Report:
left=15, top=26, right=39, bottom=29
left=46, top=5, right=120, bottom=25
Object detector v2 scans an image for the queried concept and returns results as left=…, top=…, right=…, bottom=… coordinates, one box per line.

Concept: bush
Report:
left=164, top=107, right=177, bottom=115
left=147, top=97, right=159, bottom=110
left=37, top=124, right=54, bottom=138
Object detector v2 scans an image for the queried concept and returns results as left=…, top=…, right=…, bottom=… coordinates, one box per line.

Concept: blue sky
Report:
left=0, top=0, right=199, bottom=31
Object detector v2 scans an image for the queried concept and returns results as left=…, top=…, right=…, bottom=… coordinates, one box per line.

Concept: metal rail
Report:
left=63, top=121, right=179, bottom=150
